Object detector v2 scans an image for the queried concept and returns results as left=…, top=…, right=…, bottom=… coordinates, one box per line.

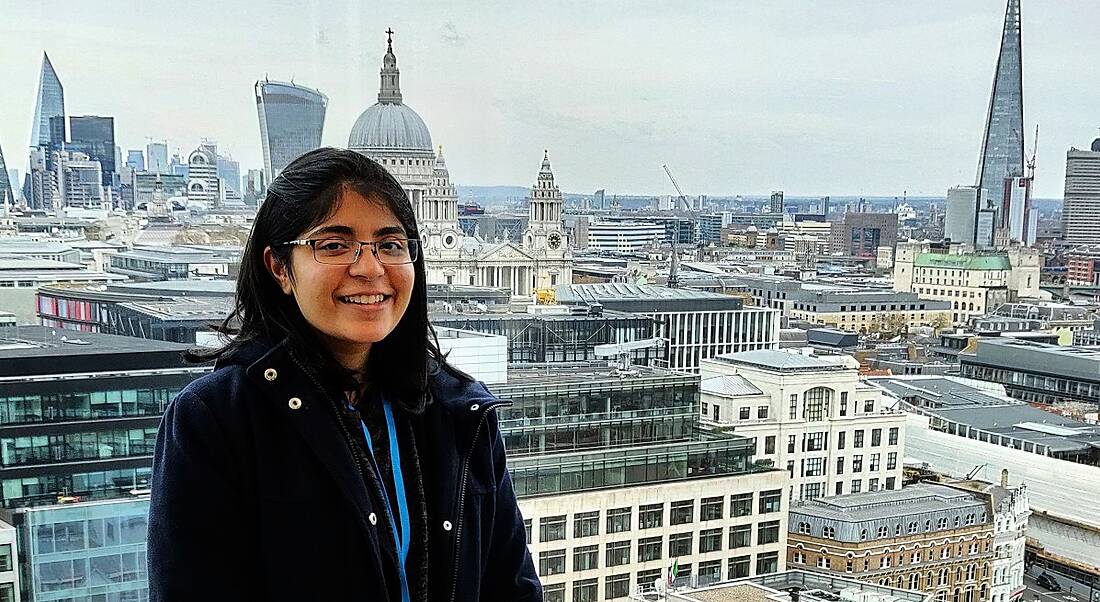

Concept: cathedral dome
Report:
left=349, top=103, right=433, bottom=152
left=348, top=29, right=433, bottom=154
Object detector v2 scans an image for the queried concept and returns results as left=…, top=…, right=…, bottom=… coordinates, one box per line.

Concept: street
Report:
left=1024, top=573, right=1097, bottom=602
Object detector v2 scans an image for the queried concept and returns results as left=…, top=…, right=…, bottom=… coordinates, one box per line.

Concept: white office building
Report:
left=699, top=349, right=907, bottom=501
left=584, top=220, right=665, bottom=252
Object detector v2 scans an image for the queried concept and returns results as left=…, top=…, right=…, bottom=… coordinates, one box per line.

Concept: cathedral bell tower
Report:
left=523, top=150, right=567, bottom=258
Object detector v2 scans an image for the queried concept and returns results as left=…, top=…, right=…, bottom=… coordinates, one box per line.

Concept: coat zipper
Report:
left=449, top=399, right=512, bottom=602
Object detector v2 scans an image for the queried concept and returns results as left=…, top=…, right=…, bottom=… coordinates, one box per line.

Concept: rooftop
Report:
left=556, top=283, right=738, bottom=302
left=631, top=570, right=930, bottom=602
left=701, top=374, right=765, bottom=397
left=494, top=361, right=696, bottom=392
left=790, top=483, right=989, bottom=533
left=914, top=253, right=1011, bottom=271
left=711, top=349, right=859, bottom=372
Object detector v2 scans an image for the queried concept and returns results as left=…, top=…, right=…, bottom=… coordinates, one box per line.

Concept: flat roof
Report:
left=0, top=326, right=192, bottom=360
left=556, top=283, right=738, bottom=301
left=711, top=349, right=857, bottom=372
left=791, top=483, right=987, bottom=523
left=494, top=361, right=696, bottom=391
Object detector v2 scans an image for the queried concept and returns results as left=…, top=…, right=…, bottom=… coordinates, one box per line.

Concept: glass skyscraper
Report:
left=0, top=141, right=13, bottom=205
left=975, top=0, right=1025, bottom=215
left=69, top=116, right=117, bottom=187
left=255, top=79, right=327, bottom=181
left=30, top=53, right=65, bottom=149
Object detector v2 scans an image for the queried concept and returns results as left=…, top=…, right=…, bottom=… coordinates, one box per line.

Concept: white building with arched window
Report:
left=699, top=348, right=907, bottom=501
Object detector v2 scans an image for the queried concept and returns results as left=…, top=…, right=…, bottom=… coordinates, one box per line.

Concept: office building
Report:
left=944, top=187, right=983, bottom=246
left=584, top=220, right=664, bottom=252
left=975, top=0, right=1025, bottom=219
left=0, top=327, right=203, bottom=509
left=998, top=176, right=1035, bottom=246
left=184, top=145, right=220, bottom=209
left=787, top=484, right=995, bottom=602
left=555, top=284, right=780, bottom=373
left=54, top=151, right=104, bottom=209
left=832, top=213, right=898, bottom=258
left=216, top=154, right=241, bottom=197
left=939, top=480, right=1029, bottom=602
left=145, top=142, right=168, bottom=174
left=770, top=191, right=785, bottom=215
left=29, top=53, right=64, bottom=150
left=700, top=349, right=906, bottom=500
left=244, top=169, right=266, bottom=205
left=893, top=242, right=1040, bottom=325
left=68, top=116, right=116, bottom=187
left=255, top=79, right=328, bottom=180
left=1061, top=139, right=1100, bottom=246
left=495, top=362, right=789, bottom=601
left=106, top=246, right=240, bottom=281
left=125, top=150, right=145, bottom=172
left=957, top=338, right=1100, bottom=408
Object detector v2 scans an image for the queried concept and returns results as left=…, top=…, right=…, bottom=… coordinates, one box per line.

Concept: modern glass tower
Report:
left=30, top=53, right=65, bottom=149
left=975, top=0, right=1025, bottom=215
left=0, top=141, right=13, bottom=205
left=69, top=116, right=116, bottom=187
left=254, top=80, right=327, bottom=181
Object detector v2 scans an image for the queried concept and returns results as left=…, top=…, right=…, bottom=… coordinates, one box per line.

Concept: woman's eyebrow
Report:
left=374, top=225, right=407, bottom=237
left=306, top=224, right=355, bottom=238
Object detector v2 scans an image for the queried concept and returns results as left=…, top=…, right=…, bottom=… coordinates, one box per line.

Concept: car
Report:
left=1036, top=573, right=1062, bottom=592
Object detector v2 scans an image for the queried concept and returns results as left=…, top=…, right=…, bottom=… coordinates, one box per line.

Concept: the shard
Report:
left=975, top=0, right=1024, bottom=214
left=30, top=52, right=65, bottom=149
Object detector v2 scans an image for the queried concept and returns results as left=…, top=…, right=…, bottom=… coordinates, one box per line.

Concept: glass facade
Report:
left=0, top=140, right=13, bottom=206
left=255, top=80, right=328, bottom=180
left=975, top=0, right=1024, bottom=213
left=31, top=53, right=65, bottom=149
left=18, top=498, right=150, bottom=601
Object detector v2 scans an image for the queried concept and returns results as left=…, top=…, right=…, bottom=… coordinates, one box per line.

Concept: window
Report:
left=787, top=434, right=796, bottom=453
left=823, top=526, right=836, bottom=539
left=937, top=517, right=948, bottom=530
left=908, top=522, right=919, bottom=534
left=607, top=507, right=631, bottom=533
left=671, top=500, right=694, bottom=525
left=728, top=555, right=751, bottom=580
left=869, top=478, right=880, bottom=491
left=818, top=556, right=831, bottom=569
left=540, top=516, right=566, bottom=542
left=639, top=503, right=664, bottom=529
left=740, top=406, right=751, bottom=420
left=869, top=454, right=880, bottom=471
left=793, top=550, right=806, bottom=564
left=803, top=387, right=832, bottom=421
left=877, top=526, right=889, bottom=538
left=853, top=455, right=863, bottom=472
left=764, top=435, right=776, bottom=455
left=523, top=518, right=532, bottom=544
left=730, top=493, right=753, bottom=517
left=699, top=560, right=722, bottom=584
left=759, top=490, right=782, bottom=513
left=758, top=520, right=781, bottom=544
left=864, top=399, right=875, bottom=413
left=572, top=578, right=597, bottom=602
left=965, top=513, right=976, bottom=526
left=539, top=549, right=566, bottom=576
left=701, top=496, right=724, bottom=521
left=758, top=405, right=769, bottom=419
left=836, top=481, right=844, bottom=495
left=851, top=479, right=862, bottom=493
left=606, top=574, right=630, bottom=599
left=846, top=559, right=854, bottom=573
left=0, top=545, right=10, bottom=572
left=871, top=428, right=882, bottom=446
left=729, top=524, right=752, bottom=548
left=700, top=528, right=723, bottom=553
left=637, top=569, right=662, bottom=592
left=888, top=427, right=899, bottom=445
left=574, top=511, right=599, bottom=538
left=789, top=394, right=798, bottom=419
left=805, top=432, right=825, bottom=451
left=880, top=554, right=892, bottom=568
left=836, top=457, right=845, bottom=475
left=670, top=532, right=693, bottom=557
left=606, top=540, right=631, bottom=566
left=797, top=521, right=811, bottom=535
left=573, top=545, right=598, bottom=572
left=837, top=431, right=846, bottom=449
left=854, top=430, right=865, bottom=448
left=544, top=583, right=565, bottom=602
left=756, top=551, right=779, bottom=575
left=638, top=536, right=663, bottom=562
left=840, top=392, right=849, bottom=416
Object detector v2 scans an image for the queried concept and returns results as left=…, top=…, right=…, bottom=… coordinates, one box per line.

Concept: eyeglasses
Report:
left=280, top=237, right=420, bottom=265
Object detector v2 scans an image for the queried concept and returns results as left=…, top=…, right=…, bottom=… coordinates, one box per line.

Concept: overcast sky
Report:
left=2, top=0, right=1098, bottom=198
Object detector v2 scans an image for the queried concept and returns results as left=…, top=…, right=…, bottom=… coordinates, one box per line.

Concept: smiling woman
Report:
left=146, top=148, right=542, bottom=601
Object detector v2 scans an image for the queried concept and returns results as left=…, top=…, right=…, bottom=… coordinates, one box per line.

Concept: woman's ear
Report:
left=263, top=246, right=294, bottom=295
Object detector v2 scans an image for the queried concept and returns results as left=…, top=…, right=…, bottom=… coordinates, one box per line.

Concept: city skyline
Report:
left=2, top=1, right=1099, bottom=198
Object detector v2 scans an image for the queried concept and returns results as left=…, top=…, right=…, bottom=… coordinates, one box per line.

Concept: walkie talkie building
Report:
left=254, top=79, right=327, bottom=182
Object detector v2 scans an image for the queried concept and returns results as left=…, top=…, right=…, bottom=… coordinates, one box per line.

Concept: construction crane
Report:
left=661, top=165, right=693, bottom=289
left=662, top=164, right=692, bottom=212
left=1026, top=124, right=1039, bottom=179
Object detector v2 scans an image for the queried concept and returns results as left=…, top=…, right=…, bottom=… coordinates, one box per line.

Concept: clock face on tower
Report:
left=548, top=231, right=562, bottom=250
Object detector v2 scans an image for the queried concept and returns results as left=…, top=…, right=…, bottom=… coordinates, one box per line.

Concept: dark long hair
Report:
left=192, top=147, right=456, bottom=413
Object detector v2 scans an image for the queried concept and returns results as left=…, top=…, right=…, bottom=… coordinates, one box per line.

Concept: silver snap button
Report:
left=369, top=512, right=377, bottom=525
left=288, top=397, right=302, bottom=410
left=442, top=520, right=453, bottom=531
left=470, top=404, right=480, bottom=411
left=263, top=368, right=277, bottom=381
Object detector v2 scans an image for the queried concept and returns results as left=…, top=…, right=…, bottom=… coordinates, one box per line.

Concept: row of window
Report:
left=796, top=476, right=898, bottom=499
left=0, top=387, right=179, bottom=426
left=540, top=553, right=781, bottom=601
left=536, top=522, right=783, bottom=574
left=529, top=491, right=783, bottom=543
left=777, top=428, right=900, bottom=459
left=792, top=538, right=989, bottom=562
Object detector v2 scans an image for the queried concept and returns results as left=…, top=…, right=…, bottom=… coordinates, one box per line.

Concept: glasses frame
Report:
left=280, top=237, right=420, bottom=266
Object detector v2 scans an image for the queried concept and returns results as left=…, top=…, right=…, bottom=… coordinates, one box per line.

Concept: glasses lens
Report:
left=313, top=238, right=357, bottom=265
left=376, top=239, right=418, bottom=265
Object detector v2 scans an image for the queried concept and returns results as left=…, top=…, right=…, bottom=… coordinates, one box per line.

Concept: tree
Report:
left=930, top=313, right=951, bottom=333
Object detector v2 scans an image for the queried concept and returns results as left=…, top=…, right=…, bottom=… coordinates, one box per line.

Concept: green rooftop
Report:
left=914, top=253, right=1010, bottom=271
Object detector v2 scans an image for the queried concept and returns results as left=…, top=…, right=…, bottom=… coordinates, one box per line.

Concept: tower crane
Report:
left=662, top=164, right=692, bottom=212
left=1026, top=124, right=1039, bottom=179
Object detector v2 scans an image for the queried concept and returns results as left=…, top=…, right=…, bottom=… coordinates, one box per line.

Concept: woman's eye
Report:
left=378, top=241, right=405, bottom=252
left=318, top=240, right=350, bottom=251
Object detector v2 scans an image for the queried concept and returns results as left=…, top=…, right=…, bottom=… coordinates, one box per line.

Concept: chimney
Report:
left=1000, top=468, right=1009, bottom=488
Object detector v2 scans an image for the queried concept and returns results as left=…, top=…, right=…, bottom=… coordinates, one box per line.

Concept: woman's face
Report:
left=264, top=187, right=416, bottom=369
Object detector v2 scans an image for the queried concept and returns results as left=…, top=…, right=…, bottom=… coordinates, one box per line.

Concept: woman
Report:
left=148, top=148, right=542, bottom=601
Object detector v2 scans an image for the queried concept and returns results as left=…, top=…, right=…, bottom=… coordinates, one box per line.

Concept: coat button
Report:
left=470, top=404, right=480, bottom=411
left=442, top=520, right=453, bottom=531
left=263, top=368, right=278, bottom=381
left=288, top=397, right=302, bottom=410
left=369, top=512, right=377, bottom=525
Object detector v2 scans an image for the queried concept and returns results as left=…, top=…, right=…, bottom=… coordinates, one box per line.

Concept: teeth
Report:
left=342, top=294, right=386, bottom=305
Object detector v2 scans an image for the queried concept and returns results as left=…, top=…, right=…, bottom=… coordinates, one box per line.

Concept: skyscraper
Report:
left=146, top=142, right=168, bottom=173
left=769, top=190, right=784, bottom=214
left=0, top=140, right=14, bottom=205
left=975, top=0, right=1025, bottom=215
left=255, top=79, right=327, bottom=181
left=30, top=53, right=65, bottom=149
left=126, top=149, right=145, bottom=171
left=69, top=116, right=116, bottom=187
left=1062, top=139, right=1100, bottom=246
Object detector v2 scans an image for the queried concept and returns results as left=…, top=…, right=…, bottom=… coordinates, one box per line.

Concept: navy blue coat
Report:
left=147, top=338, right=541, bottom=601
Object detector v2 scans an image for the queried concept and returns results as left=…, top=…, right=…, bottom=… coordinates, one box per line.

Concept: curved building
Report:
left=30, top=53, right=64, bottom=149
left=348, top=30, right=572, bottom=295
left=255, top=80, right=328, bottom=181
